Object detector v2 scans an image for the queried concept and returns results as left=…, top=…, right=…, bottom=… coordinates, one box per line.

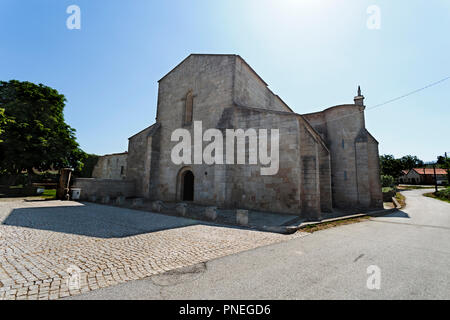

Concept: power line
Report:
left=308, top=75, right=450, bottom=125
left=367, top=75, right=450, bottom=111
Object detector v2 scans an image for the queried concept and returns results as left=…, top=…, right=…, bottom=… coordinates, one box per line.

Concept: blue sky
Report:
left=1, top=0, right=449, bottom=162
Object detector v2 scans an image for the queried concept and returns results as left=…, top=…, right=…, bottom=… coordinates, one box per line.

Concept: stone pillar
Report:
left=101, top=195, right=110, bottom=204
left=132, top=198, right=144, bottom=207
left=355, top=140, right=371, bottom=208
left=176, top=203, right=187, bottom=217
left=152, top=200, right=163, bottom=212
left=204, top=207, right=217, bottom=221
left=236, top=209, right=248, bottom=226
left=115, top=196, right=125, bottom=205
left=299, top=125, right=322, bottom=220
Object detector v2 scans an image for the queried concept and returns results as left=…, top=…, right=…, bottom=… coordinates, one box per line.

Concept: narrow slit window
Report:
left=185, top=90, right=193, bottom=125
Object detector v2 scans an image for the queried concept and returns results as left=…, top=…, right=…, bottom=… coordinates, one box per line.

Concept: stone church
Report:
left=98, top=54, right=383, bottom=219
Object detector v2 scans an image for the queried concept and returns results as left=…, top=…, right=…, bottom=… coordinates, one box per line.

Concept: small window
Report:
left=120, top=166, right=124, bottom=175
left=342, top=139, right=345, bottom=149
left=344, top=171, right=347, bottom=181
left=184, top=90, right=193, bottom=125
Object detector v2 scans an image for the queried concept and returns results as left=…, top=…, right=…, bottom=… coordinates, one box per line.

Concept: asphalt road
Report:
left=69, top=189, right=450, bottom=300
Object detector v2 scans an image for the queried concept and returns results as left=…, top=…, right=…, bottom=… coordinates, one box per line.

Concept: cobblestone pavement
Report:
left=0, top=199, right=305, bottom=300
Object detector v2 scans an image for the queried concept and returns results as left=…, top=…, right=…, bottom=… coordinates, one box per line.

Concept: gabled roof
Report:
left=128, top=123, right=158, bottom=140
left=158, top=54, right=295, bottom=113
left=100, top=152, right=128, bottom=157
left=411, top=168, right=448, bottom=175
left=158, top=54, right=269, bottom=86
left=158, top=54, right=238, bottom=83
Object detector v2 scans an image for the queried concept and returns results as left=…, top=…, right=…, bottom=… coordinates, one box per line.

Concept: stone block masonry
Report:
left=72, top=178, right=135, bottom=200
left=102, top=54, right=383, bottom=219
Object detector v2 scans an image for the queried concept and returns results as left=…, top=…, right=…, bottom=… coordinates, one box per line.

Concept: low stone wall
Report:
left=72, top=178, right=135, bottom=200
left=382, top=189, right=396, bottom=202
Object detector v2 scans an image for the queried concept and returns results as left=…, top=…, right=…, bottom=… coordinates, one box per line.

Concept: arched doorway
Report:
left=177, top=167, right=195, bottom=201
left=182, top=170, right=194, bottom=201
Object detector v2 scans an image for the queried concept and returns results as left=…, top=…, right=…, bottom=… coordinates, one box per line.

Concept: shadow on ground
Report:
left=383, top=210, right=410, bottom=218
left=2, top=202, right=211, bottom=238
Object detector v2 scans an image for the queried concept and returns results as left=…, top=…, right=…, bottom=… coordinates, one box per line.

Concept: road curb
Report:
left=279, top=206, right=400, bottom=234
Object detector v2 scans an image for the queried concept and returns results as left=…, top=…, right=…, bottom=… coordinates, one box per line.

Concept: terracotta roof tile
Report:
left=412, top=168, right=448, bottom=175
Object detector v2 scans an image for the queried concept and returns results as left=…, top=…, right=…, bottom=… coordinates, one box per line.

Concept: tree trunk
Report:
left=26, top=168, right=34, bottom=186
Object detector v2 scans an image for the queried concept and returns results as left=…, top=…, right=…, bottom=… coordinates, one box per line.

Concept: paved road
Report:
left=0, top=200, right=303, bottom=300
left=70, top=189, right=450, bottom=299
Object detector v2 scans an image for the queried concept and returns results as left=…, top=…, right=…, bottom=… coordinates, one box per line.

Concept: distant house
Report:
left=398, top=170, right=410, bottom=184
left=399, top=168, right=448, bottom=185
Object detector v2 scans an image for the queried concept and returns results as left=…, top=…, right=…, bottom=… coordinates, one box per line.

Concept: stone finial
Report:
left=354, top=85, right=365, bottom=106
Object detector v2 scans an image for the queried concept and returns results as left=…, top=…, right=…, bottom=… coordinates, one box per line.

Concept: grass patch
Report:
left=40, top=189, right=56, bottom=199
left=397, top=185, right=435, bottom=190
left=300, top=216, right=370, bottom=233
left=394, top=192, right=406, bottom=208
left=424, top=188, right=450, bottom=204
left=0, top=185, right=57, bottom=199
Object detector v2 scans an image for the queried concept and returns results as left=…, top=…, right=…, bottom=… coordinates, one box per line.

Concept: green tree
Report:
left=0, top=108, right=6, bottom=142
left=381, top=175, right=395, bottom=188
left=379, top=154, right=404, bottom=178
left=0, top=80, right=86, bottom=183
left=437, top=154, right=450, bottom=182
left=400, top=155, right=424, bottom=170
left=74, top=153, right=99, bottom=178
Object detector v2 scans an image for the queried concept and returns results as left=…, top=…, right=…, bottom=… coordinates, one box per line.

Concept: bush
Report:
left=381, top=175, right=395, bottom=188
left=435, top=187, right=450, bottom=200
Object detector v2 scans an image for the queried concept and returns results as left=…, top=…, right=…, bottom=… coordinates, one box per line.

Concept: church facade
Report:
left=124, top=54, right=382, bottom=219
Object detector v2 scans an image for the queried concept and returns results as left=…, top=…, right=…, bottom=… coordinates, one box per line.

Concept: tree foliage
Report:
left=0, top=80, right=86, bottom=177
left=400, top=155, right=424, bottom=170
left=380, top=155, right=403, bottom=178
left=0, top=108, right=6, bottom=142
left=437, top=155, right=450, bottom=168
left=74, top=153, right=99, bottom=178
left=380, top=154, right=425, bottom=178
left=381, top=175, right=395, bottom=188
left=437, top=154, right=450, bottom=182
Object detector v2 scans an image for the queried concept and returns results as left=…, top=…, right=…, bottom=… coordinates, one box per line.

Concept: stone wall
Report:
left=155, top=54, right=236, bottom=205
left=233, top=57, right=292, bottom=113
left=226, top=107, right=302, bottom=214
left=127, top=125, right=159, bottom=197
left=72, top=178, right=135, bottom=200
left=222, top=106, right=332, bottom=217
left=124, top=54, right=382, bottom=216
left=367, top=133, right=383, bottom=208
left=92, top=153, right=127, bottom=180
left=303, top=104, right=383, bottom=210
